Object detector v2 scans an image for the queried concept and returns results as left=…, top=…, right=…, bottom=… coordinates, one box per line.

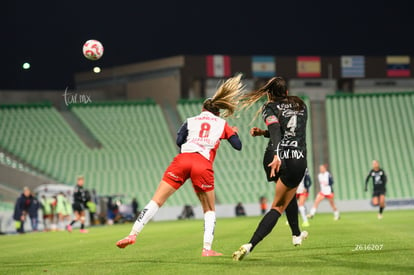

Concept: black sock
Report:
left=70, top=220, right=76, bottom=226
left=285, top=198, right=301, bottom=236
left=81, top=223, right=85, bottom=230
left=379, top=207, right=384, bottom=214
left=249, top=209, right=281, bottom=250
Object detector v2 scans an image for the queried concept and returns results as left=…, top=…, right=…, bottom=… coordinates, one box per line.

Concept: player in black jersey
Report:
left=233, top=76, right=308, bottom=261
left=66, top=176, right=89, bottom=233
left=365, top=160, right=387, bottom=219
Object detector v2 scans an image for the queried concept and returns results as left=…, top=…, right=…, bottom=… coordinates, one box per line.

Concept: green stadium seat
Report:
left=326, top=92, right=414, bottom=200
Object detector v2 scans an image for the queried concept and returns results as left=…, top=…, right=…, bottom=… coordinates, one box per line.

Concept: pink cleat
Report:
left=79, top=229, right=89, bottom=233
left=66, top=225, right=72, bottom=232
left=202, top=248, right=223, bottom=257
left=116, top=235, right=136, bottom=248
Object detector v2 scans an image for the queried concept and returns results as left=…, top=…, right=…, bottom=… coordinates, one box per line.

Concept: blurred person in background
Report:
left=50, top=195, right=58, bottom=231
left=106, top=196, right=116, bottom=225
left=235, top=202, right=246, bottom=217
left=66, top=175, right=89, bottom=233
left=86, top=198, right=97, bottom=226
left=13, top=187, right=33, bottom=234
left=91, top=189, right=99, bottom=204
left=40, top=195, right=53, bottom=231
left=365, top=160, right=387, bottom=219
left=131, top=198, right=139, bottom=220
left=308, top=164, right=340, bottom=220
left=178, top=204, right=195, bottom=220
left=296, top=169, right=312, bottom=227
left=259, top=196, right=267, bottom=215
left=28, top=192, right=41, bottom=232
left=57, top=192, right=73, bottom=230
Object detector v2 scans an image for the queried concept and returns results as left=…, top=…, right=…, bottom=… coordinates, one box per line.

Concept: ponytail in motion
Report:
left=241, top=76, right=306, bottom=114
left=202, top=73, right=245, bottom=117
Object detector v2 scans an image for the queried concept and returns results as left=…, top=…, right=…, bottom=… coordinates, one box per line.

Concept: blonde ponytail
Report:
left=203, top=73, right=245, bottom=117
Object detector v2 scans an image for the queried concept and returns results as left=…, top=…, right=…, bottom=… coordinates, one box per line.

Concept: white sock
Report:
left=299, top=206, right=308, bottom=222
left=334, top=210, right=340, bottom=218
left=129, top=200, right=159, bottom=235
left=203, top=211, right=216, bottom=250
left=310, top=207, right=316, bottom=216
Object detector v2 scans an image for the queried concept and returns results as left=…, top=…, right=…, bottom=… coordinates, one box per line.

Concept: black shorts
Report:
left=263, top=150, right=307, bottom=188
left=72, top=202, right=85, bottom=212
left=372, top=190, right=386, bottom=197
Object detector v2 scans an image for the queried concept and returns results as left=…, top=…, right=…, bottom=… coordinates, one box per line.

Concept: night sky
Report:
left=2, top=1, right=413, bottom=90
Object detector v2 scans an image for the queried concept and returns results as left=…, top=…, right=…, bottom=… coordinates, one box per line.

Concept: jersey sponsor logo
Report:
left=194, top=116, right=218, bottom=121
left=278, top=148, right=305, bottom=159
left=167, top=172, right=180, bottom=180
left=374, top=175, right=383, bottom=185
left=277, top=103, right=300, bottom=110
left=188, top=137, right=215, bottom=146
left=282, top=109, right=305, bottom=117
left=265, top=115, right=279, bottom=125
left=371, top=171, right=384, bottom=185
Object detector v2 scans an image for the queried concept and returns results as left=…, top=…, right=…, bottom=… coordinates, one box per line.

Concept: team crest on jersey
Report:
left=265, top=115, right=279, bottom=125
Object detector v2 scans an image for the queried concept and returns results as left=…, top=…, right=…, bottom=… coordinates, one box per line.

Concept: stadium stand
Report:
left=0, top=152, right=39, bottom=176
left=0, top=101, right=197, bottom=206
left=176, top=97, right=314, bottom=204
left=0, top=102, right=81, bottom=183
left=326, top=91, right=414, bottom=200
left=0, top=97, right=314, bottom=207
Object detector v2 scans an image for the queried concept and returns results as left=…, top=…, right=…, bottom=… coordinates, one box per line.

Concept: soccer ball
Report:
left=82, top=39, right=104, bottom=60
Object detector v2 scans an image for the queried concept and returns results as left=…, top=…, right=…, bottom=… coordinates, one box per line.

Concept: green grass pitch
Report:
left=1, top=210, right=413, bottom=274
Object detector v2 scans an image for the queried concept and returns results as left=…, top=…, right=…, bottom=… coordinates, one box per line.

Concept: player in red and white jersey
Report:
left=179, top=109, right=235, bottom=162
left=116, top=74, right=244, bottom=257
left=308, top=164, right=340, bottom=220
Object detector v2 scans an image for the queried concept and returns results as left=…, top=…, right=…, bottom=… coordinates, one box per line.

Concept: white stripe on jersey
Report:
left=180, top=111, right=226, bottom=161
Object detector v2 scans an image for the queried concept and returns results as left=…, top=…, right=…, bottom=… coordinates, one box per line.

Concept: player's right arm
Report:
left=250, top=127, right=269, bottom=137
left=364, top=170, right=371, bottom=192
left=262, top=105, right=282, bottom=177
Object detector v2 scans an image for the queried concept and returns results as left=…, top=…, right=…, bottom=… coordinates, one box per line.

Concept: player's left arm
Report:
left=223, top=123, right=242, bottom=151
